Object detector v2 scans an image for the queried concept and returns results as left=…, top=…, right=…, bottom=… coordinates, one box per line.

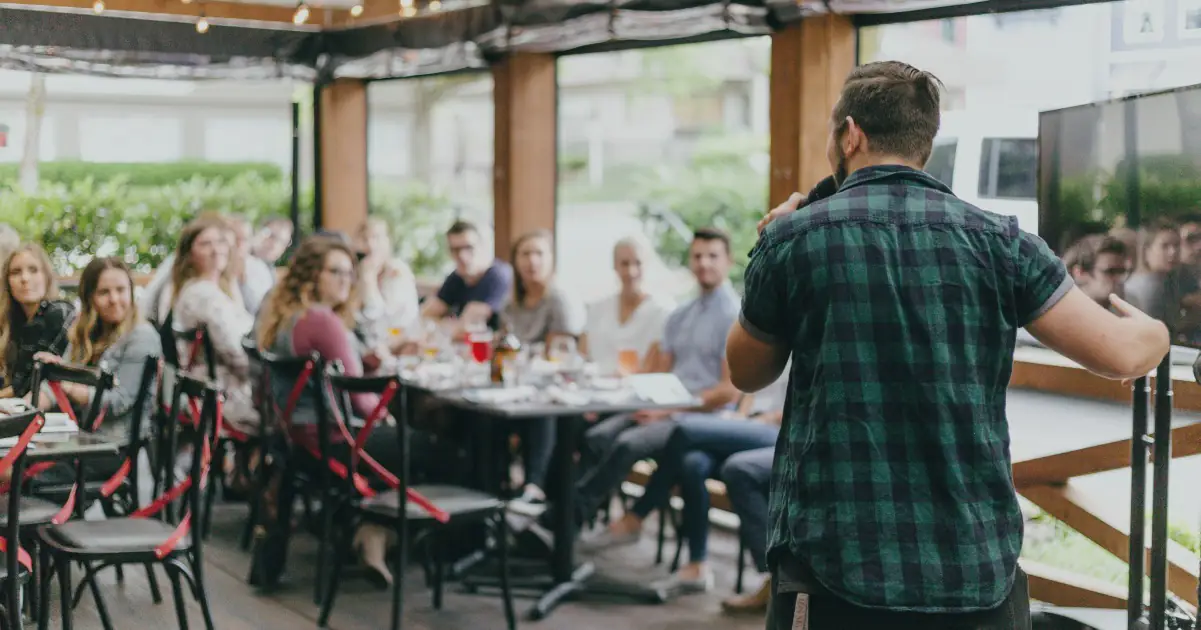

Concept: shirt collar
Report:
left=838, top=164, right=954, bottom=196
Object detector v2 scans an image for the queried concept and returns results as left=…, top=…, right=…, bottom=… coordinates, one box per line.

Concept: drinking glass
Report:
left=548, top=337, right=577, bottom=365
left=617, top=349, right=640, bottom=376
left=470, top=333, right=492, bottom=364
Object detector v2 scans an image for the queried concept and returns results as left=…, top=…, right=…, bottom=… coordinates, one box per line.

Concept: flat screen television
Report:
left=1038, top=83, right=1201, bottom=358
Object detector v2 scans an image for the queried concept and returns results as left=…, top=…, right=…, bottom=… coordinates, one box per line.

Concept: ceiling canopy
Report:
left=0, top=0, right=1109, bottom=80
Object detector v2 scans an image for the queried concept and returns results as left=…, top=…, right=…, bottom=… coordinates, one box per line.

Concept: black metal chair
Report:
left=0, top=409, right=46, bottom=630
left=318, top=369, right=516, bottom=630
left=37, top=371, right=223, bottom=630
left=28, top=357, right=166, bottom=622
left=244, top=350, right=326, bottom=601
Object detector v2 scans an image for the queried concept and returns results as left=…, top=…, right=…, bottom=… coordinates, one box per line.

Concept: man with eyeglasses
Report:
left=1063, top=234, right=1130, bottom=307
left=421, top=220, right=513, bottom=330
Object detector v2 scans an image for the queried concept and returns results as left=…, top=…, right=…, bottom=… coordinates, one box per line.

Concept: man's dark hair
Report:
left=692, top=227, right=731, bottom=255
left=446, top=220, right=478, bottom=238
left=831, top=61, right=943, bottom=166
left=1063, top=234, right=1129, bottom=272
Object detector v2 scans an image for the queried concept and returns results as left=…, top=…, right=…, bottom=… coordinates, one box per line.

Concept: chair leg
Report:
left=431, top=536, right=444, bottom=611
left=655, top=509, right=667, bottom=565
left=184, top=558, right=216, bottom=630
left=494, top=515, right=516, bottom=630
left=56, top=556, right=72, bottom=630
left=36, top=547, right=52, bottom=630
left=734, top=536, right=746, bottom=595
left=84, top=563, right=115, bottom=630
left=144, top=564, right=163, bottom=604
left=317, top=529, right=349, bottom=628
left=166, top=565, right=190, bottom=630
left=314, top=494, right=334, bottom=605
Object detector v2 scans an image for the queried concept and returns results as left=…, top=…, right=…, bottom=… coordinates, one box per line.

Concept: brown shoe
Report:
left=721, top=577, right=771, bottom=615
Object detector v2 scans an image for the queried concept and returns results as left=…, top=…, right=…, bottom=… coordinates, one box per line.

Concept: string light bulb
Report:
left=429, top=0, right=441, bottom=9
left=196, top=15, right=209, bottom=32
left=292, top=2, right=310, bottom=23
left=349, top=3, right=363, bottom=16
left=92, top=0, right=104, bottom=13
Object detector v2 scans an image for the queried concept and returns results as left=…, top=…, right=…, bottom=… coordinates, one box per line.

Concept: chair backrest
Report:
left=144, top=368, right=221, bottom=562
left=258, top=348, right=323, bottom=432
left=323, top=366, right=403, bottom=497
left=0, top=409, right=43, bottom=627
left=172, top=325, right=216, bottom=381
left=30, top=360, right=116, bottom=433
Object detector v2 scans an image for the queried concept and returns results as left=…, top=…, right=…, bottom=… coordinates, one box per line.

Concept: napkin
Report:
left=461, top=386, right=538, bottom=405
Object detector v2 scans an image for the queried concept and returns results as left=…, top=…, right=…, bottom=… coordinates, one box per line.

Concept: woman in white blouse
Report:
left=580, top=237, right=674, bottom=374
left=355, top=218, right=421, bottom=352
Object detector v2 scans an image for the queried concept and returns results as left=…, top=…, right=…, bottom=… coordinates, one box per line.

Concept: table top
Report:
left=437, top=390, right=697, bottom=419
left=4, top=432, right=121, bottom=462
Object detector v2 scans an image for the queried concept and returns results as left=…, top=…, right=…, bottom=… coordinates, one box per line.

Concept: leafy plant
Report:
left=637, top=133, right=768, bottom=286
left=0, top=160, right=282, bottom=189
left=369, top=181, right=460, bottom=278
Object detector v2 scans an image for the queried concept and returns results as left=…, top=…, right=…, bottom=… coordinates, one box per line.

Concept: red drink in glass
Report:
left=470, top=337, right=491, bottom=363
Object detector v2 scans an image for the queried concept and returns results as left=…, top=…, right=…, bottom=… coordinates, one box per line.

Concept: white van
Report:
left=927, top=111, right=1040, bottom=234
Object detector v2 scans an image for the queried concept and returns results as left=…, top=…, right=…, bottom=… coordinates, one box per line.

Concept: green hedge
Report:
left=0, top=160, right=283, bottom=189
left=0, top=174, right=456, bottom=278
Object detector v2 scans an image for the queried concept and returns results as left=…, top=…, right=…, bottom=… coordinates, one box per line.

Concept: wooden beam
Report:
left=1020, top=559, right=1127, bottom=610
left=6, top=0, right=348, bottom=25
left=1011, top=347, right=1201, bottom=410
left=1021, top=483, right=1200, bottom=607
left=768, top=14, right=855, bottom=208
left=1013, top=422, right=1201, bottom=487
left=492, top=52, right=556, bottom=261
left=317, top=79, right=368, bottom=235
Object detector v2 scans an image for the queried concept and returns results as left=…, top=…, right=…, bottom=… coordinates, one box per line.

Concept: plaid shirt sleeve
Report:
left=1013, top=230, right=1073, bottom=326
left=740, top=240, right=792, bottom=345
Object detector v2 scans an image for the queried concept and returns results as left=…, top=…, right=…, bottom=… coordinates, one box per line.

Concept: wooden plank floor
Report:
left=54, top=505, right=767, bottom=630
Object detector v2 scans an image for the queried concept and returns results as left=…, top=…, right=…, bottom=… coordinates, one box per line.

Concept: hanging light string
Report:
left=195, top=2, right=209, bottom=32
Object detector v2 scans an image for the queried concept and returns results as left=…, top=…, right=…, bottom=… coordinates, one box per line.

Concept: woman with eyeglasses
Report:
left=256, top=234, right=412, bottom=588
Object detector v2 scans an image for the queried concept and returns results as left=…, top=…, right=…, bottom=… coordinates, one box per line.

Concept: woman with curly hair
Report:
left=256, top=234, right=405, bottom=587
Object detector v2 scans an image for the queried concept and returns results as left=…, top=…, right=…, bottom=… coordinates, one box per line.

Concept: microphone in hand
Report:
left=756, top=175, right=839, bottom=236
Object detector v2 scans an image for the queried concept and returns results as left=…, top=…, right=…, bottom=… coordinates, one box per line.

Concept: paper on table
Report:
left=460, top=386, right=538, bottom=405
left=624, top=373, right=694, bottom=406
left=41, top=413, right=79, bottom=434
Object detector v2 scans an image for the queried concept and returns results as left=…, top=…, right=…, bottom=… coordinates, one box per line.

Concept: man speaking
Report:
left=725, top=61, right=1170, bottom=629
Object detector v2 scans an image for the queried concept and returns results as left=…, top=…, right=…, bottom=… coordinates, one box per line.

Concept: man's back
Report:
left=745, top=165, right=1071, bottom=611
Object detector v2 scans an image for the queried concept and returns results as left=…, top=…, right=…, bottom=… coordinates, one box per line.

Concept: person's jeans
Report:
left=575, top=413, right=676, bottom=522
left=520, top=418, right=556, bottom=490
left=766, top=560, right=1031, bottom=630
left=631, top=414, right=779, bottom=564
left=719, top=447, right=774, bottom=572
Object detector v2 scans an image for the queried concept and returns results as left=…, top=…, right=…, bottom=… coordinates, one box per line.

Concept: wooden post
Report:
left=493, top=53, right=557, bottom=261
left=317, top=78, right=369, bottom=235
left=769, top=15, right=856, bottom=208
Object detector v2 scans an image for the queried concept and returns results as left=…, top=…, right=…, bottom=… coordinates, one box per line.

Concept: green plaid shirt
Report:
left=743, top=165, right=1072, bottom=612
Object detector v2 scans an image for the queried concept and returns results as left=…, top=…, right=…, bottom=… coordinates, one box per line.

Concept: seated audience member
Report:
left=168, top=217, right=258, bottom=438
left=1125, top=219, right=1181, bottom=324
left=503, top=230, right=585, bottom=511
left=355, top=217, right=421, bottom=350
left=0, top=244, right=75, bottom=398
left=252, top=216, right=295, bottom=266
left=257, top=235, right=413, bottom=586
left=421, top=221, right=512, bottom=330
left=1063, top=234, right=1130, bottom=307
left=226, top=214, right=276, bottom=315
left=31, top=257, right=161, bottom=491
left=574, top=228, right=741, bottom=526
left=585, top=367, right=789, bottom=593
left=141, top=212, right=258, bottom=322
left=716, top=446, right=775, bottom=613
left=580, top=236, right=674, bottom=375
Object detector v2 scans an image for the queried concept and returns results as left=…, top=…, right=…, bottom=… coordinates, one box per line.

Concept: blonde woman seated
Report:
left=32, top=257, right=160, bottom=490
left=580, top=237, right=674, bottom=375
left=0, top=244, right=75, bottom=399
left=167, top=217, right=258, bottom=437
left=257, top=235, right=412, bottom=586
left=354, top=218, right=420, bottom=353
